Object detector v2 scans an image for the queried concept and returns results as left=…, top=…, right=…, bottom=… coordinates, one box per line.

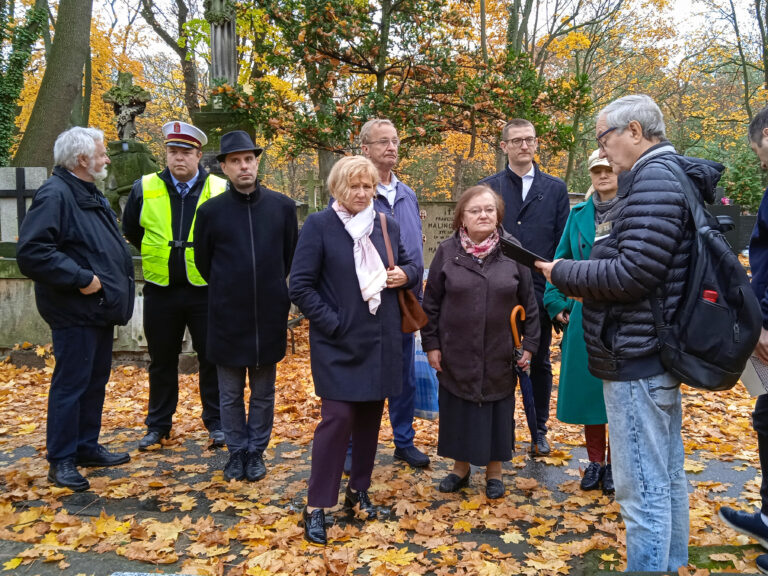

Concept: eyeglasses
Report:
left=464, top=206, right=497, bottom=216
left=504, top=137, right=537, bottom=147
left=596, top=127, right=617, bottom=150
left=366, top=138, right=400, bottom=147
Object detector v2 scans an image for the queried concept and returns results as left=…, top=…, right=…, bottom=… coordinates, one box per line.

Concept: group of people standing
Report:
left=17, top=93, right=768, bottom=573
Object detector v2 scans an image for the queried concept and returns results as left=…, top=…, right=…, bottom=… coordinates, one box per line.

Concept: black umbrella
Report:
left=510, top=305, right=539, bottom=454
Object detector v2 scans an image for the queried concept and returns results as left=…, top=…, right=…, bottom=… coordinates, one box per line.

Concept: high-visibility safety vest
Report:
left=139, top=173, right=227, bottom=286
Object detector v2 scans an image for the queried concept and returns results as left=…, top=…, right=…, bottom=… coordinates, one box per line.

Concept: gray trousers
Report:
left=217, top=364, right=276, bottom=454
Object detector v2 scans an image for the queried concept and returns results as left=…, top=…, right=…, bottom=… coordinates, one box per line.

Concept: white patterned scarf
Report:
left=332, top=200, right=387, bottom=314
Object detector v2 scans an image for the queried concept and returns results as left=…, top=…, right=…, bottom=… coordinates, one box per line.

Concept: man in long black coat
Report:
left=193, top=131, right=298, bottom=482
left=17, top=127, right=135, bottom=491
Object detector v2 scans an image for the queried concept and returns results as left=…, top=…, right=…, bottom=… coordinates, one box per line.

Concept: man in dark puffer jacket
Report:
left=537, top=95, right=724, bottom=572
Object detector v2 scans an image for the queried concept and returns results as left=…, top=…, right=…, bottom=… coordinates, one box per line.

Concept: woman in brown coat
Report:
left=421, top=185, right=540, bottom=499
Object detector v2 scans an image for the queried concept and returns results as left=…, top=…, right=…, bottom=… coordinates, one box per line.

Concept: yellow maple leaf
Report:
left=684, top=459, right=706, bottom=473
left=600, top=552, right=617, bottom=561
left=3, top=558, right=22, bottom=570
left=35, top=345, right=46, bottom=357
left=500, top=531, right=525, bottom=544
left=15, top=423, right=37, bottom=435
left=93, top=511, right=130, bottom=536
left=452, top=520, right=472, bottom=532
left=172, top=494, right=197, bottom=511
left=377, top=548, right=418, bottom=566
left=460, top=499, right=481, bottom=510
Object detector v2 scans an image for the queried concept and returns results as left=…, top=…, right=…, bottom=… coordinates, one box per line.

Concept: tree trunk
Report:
left=13, top=0, right=93, bottom=169
left=316, top=148, right=337, bottom=208
left=140, top=0, right=199, bottom=117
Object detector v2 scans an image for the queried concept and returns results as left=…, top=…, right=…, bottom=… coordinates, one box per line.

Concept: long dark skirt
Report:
left=437, top=384, right=514, bottom=466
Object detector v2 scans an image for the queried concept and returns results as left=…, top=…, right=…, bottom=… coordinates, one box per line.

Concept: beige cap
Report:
left=588, top=149, right=611, bottom=171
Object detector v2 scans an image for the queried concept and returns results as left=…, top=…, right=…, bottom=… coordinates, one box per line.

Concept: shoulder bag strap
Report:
left=379, top=212, right=395, bottom=270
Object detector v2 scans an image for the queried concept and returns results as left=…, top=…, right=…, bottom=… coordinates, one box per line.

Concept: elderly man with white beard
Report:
left=17, top=127, right=136, bottom=491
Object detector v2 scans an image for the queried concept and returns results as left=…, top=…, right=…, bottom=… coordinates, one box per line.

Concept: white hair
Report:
left=53, top=127, right=104, bottom=170
left=359, top=118, right=396, bottom=145
left=599, top=94, right=666, bottom=140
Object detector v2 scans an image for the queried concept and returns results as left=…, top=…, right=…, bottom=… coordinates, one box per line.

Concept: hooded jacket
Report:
left=550, top=143, right=724, bottom=381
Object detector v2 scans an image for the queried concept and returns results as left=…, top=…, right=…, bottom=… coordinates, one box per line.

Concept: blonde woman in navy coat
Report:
left=289, top=156, right=418, bottom=545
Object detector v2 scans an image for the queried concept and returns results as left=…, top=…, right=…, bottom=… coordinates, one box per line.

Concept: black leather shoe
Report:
left=138, top=430, right=168, bottom=451
left=344, top=486, right=377, bottom=520
left=485, top=478, right=505, bottom=499
left=302, top=507, right=327, bottom=545
left=580, top=461, right=604, bottom=491
left=209, top=429, right=226, bottom=448
left=48, top=460, right=89, bottom=491
left=223, top=449, right=247, bottom=481
left=245, top=451, right=267, bottom=482
left=394, top=446, right=430, bottom=468
left=532, top=434, right=551, bottom=456
left=76, top=445, right=130, bottom=467
left=602, top=464, right=615, bottom=494
left=438, top=470, right=471, bottom=493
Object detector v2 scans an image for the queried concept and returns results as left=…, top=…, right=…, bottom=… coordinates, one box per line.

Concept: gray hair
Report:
left=359, top=118, right=396, bottom=145
left=53, top=127, right=105, bottom=170
left=599, top=94, right=666, bottom=140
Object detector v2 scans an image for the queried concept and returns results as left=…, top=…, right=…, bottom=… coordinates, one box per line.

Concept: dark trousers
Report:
left=388, top=333, right=416, bottom=448
left=585, top=424, right=610, bottom=463
left=217, top=364, right=275, bottom=454
left=754, top=394, right=768, bottom=515
left=142, top=283, right=220, bottom=433
left=531, top=310, right=553, bottom=434
left=307, top=399, right=384, bottom=508
left=48, top=326, right=113, bottom=463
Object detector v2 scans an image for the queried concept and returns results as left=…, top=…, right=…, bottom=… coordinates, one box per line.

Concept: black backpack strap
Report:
left=647, top=157, right=704, bottom=335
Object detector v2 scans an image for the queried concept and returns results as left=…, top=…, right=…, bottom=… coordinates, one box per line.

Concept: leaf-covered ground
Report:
left=0, top=324, right=766, bottom=575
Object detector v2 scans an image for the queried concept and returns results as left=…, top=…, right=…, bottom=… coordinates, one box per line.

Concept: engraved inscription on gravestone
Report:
left=421, top=202, right=456, bottom=268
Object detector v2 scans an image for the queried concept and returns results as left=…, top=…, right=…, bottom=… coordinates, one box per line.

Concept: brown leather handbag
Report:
left=379, top=212, right=428, bottom=333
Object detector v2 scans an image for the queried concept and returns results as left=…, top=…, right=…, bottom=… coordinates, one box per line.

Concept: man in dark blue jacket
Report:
left=480, top=119, right=569, bottom=455
left=17, top=127, right=135, bottom=491
left=361, top=118, right=429, bottom=469
left=719, top=105, right=768, bottom=572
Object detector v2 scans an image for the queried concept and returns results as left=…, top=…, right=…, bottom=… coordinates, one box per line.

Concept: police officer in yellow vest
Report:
left=123, top=121, right=228, bottom=451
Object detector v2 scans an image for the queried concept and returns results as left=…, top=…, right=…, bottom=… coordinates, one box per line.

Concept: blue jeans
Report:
left=389, top=333, right=416, bottom=448
left=217, top=364, right=275, bottom=454
left=603, top=372, right=688, bottom=571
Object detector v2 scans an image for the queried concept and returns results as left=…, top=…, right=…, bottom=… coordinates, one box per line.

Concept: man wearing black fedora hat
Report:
left=194, top=130, right=298, bottom=482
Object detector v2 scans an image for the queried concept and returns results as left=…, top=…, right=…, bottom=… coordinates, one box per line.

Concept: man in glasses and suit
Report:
left=479, top=119, right=570, bottom=456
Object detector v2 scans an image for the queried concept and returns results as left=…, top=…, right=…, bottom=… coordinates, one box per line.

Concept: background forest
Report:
left=2, top=0, right=768, bottom=211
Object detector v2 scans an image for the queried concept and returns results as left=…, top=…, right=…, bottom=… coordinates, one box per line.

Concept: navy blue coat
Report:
left=289, top=208, right=419, bottom=402
left=17, top=167, right=135, bottom=329
left=480, top=163, right=569, bottom=302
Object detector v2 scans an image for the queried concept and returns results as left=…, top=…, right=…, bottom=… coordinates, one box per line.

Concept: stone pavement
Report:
left=0, top=425, right=765, bottom=576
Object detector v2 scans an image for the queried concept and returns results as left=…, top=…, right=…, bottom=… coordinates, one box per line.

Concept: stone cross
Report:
left=102, top=72, right=151, bottom=141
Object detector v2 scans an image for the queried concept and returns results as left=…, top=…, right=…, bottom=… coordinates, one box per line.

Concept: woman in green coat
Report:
left=543, top=150, right=618, bottom=494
